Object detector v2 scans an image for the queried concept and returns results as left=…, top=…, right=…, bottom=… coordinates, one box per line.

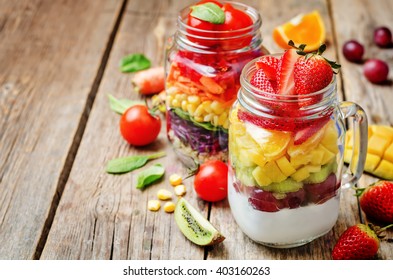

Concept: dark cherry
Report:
left=363, top=59, right=389, bottom=84
left=374, top=26, right=392, bottom=48
left=342, top=40, right=364, bottom=63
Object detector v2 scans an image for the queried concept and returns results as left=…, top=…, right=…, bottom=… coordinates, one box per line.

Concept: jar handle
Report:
left=339, top=101, right=368, bottom=188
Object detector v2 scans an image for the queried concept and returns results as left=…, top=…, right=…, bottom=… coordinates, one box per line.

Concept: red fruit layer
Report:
left=255, top=56, right=280, bottom=81
left=304, top=173, right=339, bottom=204
left=293, top=117, right=330, bottom=145
left=237, top=108, right=331, bottom=133
left=248, top=188, right=306, bottom=212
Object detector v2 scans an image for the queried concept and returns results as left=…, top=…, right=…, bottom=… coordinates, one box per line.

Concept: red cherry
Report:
left=374, top=26, right=392, bottom=48
left=342, top=40, right=364, bottom=63
left=363, top=59, right=389, bottom=84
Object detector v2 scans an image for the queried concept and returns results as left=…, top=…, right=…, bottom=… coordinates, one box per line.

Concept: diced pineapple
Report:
left=368, top=134, right=391, bottom=157
left=249, top=150, right=267, bottom=167
left=260, top=161, right=287, bottom=183
left=373, top=160, right=393, bottom=180
left=320, top=123, right=339, bottom=153
left=319, top=144, right=336, bottom=165
left=252, top=166, right=273, bottom=187
left=304, top=165, right=322, bottom=173
left=238, top=149, right=257, bottom=167
left=290, top=166, right=310, bottom=182
left=290, top=154, right=312, bottom=169
left=276, top=156, right=296, bottom=177
left=310, top=149, right=325, bottom=165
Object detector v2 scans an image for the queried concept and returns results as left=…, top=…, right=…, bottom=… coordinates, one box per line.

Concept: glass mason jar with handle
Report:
left=228, top=55, right=368, bottom=248
left=165, top=1, right=268, bottom=168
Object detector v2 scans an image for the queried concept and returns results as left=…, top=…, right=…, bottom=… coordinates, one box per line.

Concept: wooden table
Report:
left=1, top=0, right=392, bottom=260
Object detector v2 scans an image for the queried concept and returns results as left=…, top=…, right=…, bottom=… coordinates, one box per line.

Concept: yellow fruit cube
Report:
left=276, top=156, right=297, bottom=176
left=364, top=154, right=381, bottom=173
left=383, top=143, right=393, bottom=162
left=252, top=166, right=273, bottom=187
left=261, top=161, right=287, bottom=183
left=290, top=154, right=312, bottom=169
left=319, top=144, right=336, bottom=165
left=310, top=149, right=325, bottom=165
left=290, top=166, right=310, bottom=182
left=373, top=160, right=393, bottom=180
left=320, top=124, right=339, bottom=153
left=371, top=125, right=393, bottom=138
left=249, top=150, right=267, bottom=167
left=368, top=134, right=391, bottom=157
left=345, top=130, right=353, bottom=149
left=304, top=165, right=321, bottom=173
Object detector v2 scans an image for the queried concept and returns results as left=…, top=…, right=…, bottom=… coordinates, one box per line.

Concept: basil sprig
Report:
left=136, top=164, right=165, bottom=189
left=106, top=152, right=165, bottom=174
left=190, top=3, right=225, bottom=24
left=119, top=53, right=151, bottom=73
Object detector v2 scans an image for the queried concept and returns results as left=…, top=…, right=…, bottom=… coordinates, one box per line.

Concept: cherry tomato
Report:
left=119, top=105, right=161, bottom=146
left=216, top=3, right=253, bottom=49
left=194, top=160, right=228, bottom=202
left=187, top=13, right=216, bottom=46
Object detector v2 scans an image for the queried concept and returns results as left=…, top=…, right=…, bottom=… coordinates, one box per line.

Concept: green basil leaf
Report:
left=108, top=94, right=144, bottom=115
left=190, top=3, right=225, bottom=24
left=136, top=164, right=165, bottom=189
left=106, top=152, right=165, bottom=174
left=119, top=53, right=151, bottom=73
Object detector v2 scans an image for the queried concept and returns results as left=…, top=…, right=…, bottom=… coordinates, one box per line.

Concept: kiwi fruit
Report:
left=261, top=178, right=303, bottom=193
left=304, top=160, right=338, bottom=184
left=174, top=198, right=225, bottom=246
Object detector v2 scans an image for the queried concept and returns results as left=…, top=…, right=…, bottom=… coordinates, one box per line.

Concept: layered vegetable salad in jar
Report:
left=165, top=0, right=268, bottom=166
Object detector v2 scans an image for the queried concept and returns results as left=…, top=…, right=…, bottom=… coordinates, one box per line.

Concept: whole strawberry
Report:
left=332, top=224, right=380, bottom=260
left=289, top=41, right=341, bottom=94
left=357, top=180, right=393, bottom=224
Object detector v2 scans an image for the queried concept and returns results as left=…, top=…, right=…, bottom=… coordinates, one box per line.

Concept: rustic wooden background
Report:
left=0, top=0, right=392, bottom=260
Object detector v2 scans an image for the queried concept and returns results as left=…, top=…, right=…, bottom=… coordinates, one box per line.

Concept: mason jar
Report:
left=228, top=55, right=368, bottom=248
left=165, top=2, right=268, bottom=167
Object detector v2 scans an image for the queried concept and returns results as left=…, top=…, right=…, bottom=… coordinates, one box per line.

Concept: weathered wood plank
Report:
left=0, top=0, right=125, bottom=259
left=331, top=0, right=393, bottom=259
left=208, top=0, right=361, bottom=260
left=40, top=0, right=206, bottom=260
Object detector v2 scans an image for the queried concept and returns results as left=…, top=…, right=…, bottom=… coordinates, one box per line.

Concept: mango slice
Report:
left=344, top=125, right=393, bottom=179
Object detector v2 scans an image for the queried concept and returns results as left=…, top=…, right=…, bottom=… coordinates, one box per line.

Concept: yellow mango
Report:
left=260, top=161, right=287, bottom=183
left=373, top=160, right=393, bottom=180
left=368, top=134, right=390, bottom=157
left=252, top=166, right=273, bottom=187
left=291, top=166, right=310, bottom=182
left=310, top=149, right=325, bottom=165
left=319, top=144, right=336, bottom=165
left=276, top=156, right=297, bottom=177
left=344, top=125, right=393, bottom=179
left=320, top=121, right=339, bottom=153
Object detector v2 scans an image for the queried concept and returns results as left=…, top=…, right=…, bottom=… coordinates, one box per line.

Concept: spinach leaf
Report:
left=106, top=152, right=165, bottom=174
left=136, top=164, right=165, bottom=189
left=119, top=53, right=151, bottom=73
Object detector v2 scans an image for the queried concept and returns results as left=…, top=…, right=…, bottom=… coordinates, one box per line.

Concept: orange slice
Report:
left=273, top=10, right=326, bottom=52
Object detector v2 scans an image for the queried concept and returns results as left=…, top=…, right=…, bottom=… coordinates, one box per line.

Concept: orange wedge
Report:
left=273, top=10, right=326, bottom=52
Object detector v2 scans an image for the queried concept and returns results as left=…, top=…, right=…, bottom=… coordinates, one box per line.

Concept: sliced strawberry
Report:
left=294, top=55, right=334, bottom=94
left=255, top=56, right=279, bottom=81
left=250, top=69, right=277, bottom=93
left=277, top=49, right=299, bottom=95
left=293, top=117, right=330, bottom=145
left=237, top=109, right=295, bottom=132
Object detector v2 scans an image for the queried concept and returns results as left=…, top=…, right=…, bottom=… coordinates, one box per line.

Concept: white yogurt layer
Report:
left=228, top=178, right=340, bottom=247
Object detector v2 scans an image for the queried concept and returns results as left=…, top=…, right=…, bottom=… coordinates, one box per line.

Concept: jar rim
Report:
left=240, top=55, right=337, bottom=100
left=177, top=1, right=262, bottom=38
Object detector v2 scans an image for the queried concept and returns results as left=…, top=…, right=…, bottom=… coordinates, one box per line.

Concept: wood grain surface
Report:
left=1, top=0, right=392, bottom=260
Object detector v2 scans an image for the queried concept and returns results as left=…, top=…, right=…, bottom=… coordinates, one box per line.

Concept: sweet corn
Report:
left=147, top=200, right=161, bottom=211
left=168, top=91, right=230, bottom=129
left=163, top=202, right=176, bottom=213
left=169, top=174, right=182, bottom=186
left=174, top=184, right=187, bottom=196
left=157, top=189, right=172, bottom=200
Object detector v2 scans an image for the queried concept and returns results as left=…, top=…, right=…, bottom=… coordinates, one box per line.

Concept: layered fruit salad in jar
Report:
left=165, top=0, right=267, bottom=166
left=228, top=46, right=346, bottom=248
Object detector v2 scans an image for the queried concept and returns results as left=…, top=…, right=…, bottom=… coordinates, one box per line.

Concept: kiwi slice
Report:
left=174, top=198, right=225, bottom=246
left=304, top=160, right=338, bottom=184
left=261, top=178, right=303, bottom=193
